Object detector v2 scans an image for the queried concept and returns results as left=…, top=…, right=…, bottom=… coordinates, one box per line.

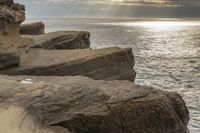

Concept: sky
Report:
left=15, top=0, right=200, bottom=18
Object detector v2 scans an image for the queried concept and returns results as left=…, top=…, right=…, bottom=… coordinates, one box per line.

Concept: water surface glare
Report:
left=26, top=18, right=200, bottom=133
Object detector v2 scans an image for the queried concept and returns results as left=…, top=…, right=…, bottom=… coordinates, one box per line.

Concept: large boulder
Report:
left=0, top=47, right=136, bottom=82
left=23, top=31, right=90, bottom=50
left=0, top=75, right=189, bottom=133
left=0, top=0, right=32, bottom=70
left=20, top=21, right=45, bottom=35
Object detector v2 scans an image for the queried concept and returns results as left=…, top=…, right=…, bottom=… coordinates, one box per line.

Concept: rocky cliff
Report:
left=0, top=0, right=136, bottom=81
left=0, top=0, right=190, bottom=133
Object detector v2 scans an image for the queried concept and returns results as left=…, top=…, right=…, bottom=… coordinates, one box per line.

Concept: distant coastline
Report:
left=25, top=17, right=200, bottom=21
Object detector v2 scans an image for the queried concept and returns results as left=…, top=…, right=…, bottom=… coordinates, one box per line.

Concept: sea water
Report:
left=26, top=18, right=200, bottom=133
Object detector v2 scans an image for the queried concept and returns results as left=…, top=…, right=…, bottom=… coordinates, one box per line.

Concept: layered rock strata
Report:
left=20, top=21, right=45, bottom=35
left=0, top=75, right=189, bottom=133
left=0, top=52, right=20, bottom=69
left=23, top=31, right=90, bottom=50
left=0, top=47, right=136, bottom=82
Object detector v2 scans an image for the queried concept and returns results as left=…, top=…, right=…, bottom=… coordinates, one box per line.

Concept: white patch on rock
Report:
left=20, top=78, right=34, bottom=84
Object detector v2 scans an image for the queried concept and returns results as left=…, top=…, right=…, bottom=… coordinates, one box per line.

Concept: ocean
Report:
left=26, top=18, right=200, bottom=133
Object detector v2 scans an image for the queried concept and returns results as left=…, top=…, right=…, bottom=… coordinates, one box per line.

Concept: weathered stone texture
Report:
left=0, top=52, right=19, bottom=70
left=0, top=75, right=189, bottom=133
left=0, top=2, right=25, bottom=31
left=0, top=0, right=30, bottom=70
left=0, top=0, right=14, bottom=5
left=23, top=31, right=90, bottom=50
left=20, top=22, right=45, bottom=35
left=0, top=47, right=136, bottom=81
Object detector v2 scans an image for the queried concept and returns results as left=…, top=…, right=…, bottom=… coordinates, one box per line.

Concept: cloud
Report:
left=15, top=0, right=200, bottom=18
left=15, top=0, right=200, bottom=6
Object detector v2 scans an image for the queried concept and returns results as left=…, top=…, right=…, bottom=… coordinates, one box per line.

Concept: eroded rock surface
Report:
left=0, top=75, right=189, bottom=133
left=0, top=47, right=136, bottom=81
left=0, top=0, right=13, bottom=5
left=0, top=0, right=32, bottom=70
left=20, top=22, right=45, bottom=35
left=0, top=1, right=25, bottom=32
left=0, top=52, right=19, bottom=69
left=23, top=31, right=90, bottom=50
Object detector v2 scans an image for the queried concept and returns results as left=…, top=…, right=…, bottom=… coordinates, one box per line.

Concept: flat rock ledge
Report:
left=20, top=22, right=45, bottom=35
left=0, top=75, right=189, bottom=133
left=0, top=47, right=136, bottom=82
left=23, top=31, right=90, bottom=50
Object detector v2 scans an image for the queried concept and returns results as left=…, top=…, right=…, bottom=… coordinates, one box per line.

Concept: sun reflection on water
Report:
left=125, top=21, right=200, bottom=30
left=101, top=20, right=200, bottom=30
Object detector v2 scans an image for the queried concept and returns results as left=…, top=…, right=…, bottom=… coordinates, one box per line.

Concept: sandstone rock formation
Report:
left=20, top=21, right=45, bottom=35
left=0, top=0, right=13, bottom=5
left=0, top=47, right=136, bottom=82
left=0, top=75, right=189, bottom=133
left=0, top=52, right=20, bottom=69
left=24, top=31, right=90, bottom=50
left=0, top=0, right=32, bottom=70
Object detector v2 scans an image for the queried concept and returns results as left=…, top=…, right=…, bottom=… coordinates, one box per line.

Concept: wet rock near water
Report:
left=0, top=47, right=136, bottom=82
left=0, top=75, right=189, bottom=133
left=20, top=22, right=45, bottom=35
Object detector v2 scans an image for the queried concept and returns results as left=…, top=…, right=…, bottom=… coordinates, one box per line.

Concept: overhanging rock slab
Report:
left=0, top=47, right=136, bottom=82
